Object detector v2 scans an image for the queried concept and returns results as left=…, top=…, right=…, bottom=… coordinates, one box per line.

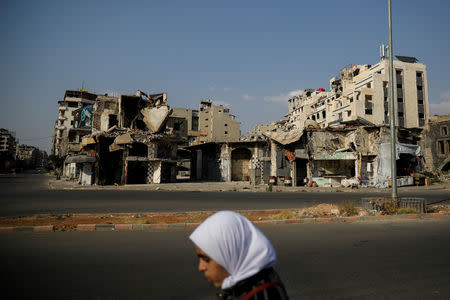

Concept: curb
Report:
left=1, top=212, right=449, bottom=233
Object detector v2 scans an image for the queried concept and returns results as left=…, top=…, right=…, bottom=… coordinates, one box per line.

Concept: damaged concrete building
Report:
left=287, top=56, right=429, bottom=130
left=52, top=90, right=186, bottom=185
left=191, top=55, right=429, bottom=187
left=419, top=115, right=450, bottom=175
left=51, top=90, right=97, bottom=157
left=171, top=100, right=241, bottom=178
left=172, top=100, right=240, bottom=145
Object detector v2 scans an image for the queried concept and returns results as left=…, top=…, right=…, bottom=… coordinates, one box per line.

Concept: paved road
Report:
left=1, top=220, right=449, bottom=299
left=0, top=173, right=449, bottom=217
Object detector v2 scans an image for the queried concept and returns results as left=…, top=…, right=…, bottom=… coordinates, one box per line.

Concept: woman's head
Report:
left=189, top=211, right=276, bottom=289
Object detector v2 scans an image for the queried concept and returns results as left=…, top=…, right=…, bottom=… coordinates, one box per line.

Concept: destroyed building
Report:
left=172, top=100, right=241, bottom=178
left=191, top=55, right=429, bottom=187
left=287, top=56, right=429, bottom=130
left=419, top=115, right=450, bottom=174
left=53, top=90, right=186, bottom=185
left=51, top=90, right=97, bottom=157
left=172, top=100, right=241, bottom=145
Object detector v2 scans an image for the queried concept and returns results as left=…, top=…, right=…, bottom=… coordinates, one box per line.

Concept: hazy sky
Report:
left=1, top=0, right=449, bottom=152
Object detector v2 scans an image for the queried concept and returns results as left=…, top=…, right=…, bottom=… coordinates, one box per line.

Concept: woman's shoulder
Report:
left=218, top=268, right=289, bottom=300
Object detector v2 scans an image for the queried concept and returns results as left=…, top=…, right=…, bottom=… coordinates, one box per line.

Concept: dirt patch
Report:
left=1, top=204, right=448, bottom=231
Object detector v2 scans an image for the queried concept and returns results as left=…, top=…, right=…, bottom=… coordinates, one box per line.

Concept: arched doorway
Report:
left=231, top=148, right=251, bottom=181
left=439, top=157, right=450, bottom=173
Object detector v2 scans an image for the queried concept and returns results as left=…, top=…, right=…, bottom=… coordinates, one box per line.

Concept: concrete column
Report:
left=292, top=160, right=297, bottom=187
left=196, top=149, right=202, bottom=180
left=220, top=144, right=231, bottom=182
left=270, top=140, right=277, bottom=177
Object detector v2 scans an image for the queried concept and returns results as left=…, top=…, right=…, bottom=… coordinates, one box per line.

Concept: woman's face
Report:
left=195, top=245, right=230, bottom=288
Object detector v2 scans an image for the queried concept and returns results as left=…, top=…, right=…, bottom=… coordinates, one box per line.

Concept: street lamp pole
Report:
left=388, top=0, right=398, bottom=200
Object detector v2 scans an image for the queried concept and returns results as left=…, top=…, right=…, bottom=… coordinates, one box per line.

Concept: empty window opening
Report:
left=129, top=143, right=148, bottom=157
left=365, top=109, right=373, bottom=115
left=108, top=115, right=118, bottom=128
left=438, top=141, right=445, bottom=155
left=398, top=98, right=404, bottom=103
left=441, top=126, right=448, bottom=136
left=68, top=131, right=77, bottom=142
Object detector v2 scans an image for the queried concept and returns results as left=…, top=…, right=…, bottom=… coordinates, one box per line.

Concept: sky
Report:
left=1, top=0, right=450, bottom=153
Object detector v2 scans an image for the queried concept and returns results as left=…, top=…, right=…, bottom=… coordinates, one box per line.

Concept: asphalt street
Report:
left=0, top=174, right=449, bottom=217
left=1, top=220, right=449, bottom=299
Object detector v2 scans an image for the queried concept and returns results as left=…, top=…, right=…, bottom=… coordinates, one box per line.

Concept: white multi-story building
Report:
left=287, top=56, right=429, bottom=129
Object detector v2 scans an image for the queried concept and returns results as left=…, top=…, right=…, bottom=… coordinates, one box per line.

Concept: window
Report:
left=416, top=72, right=422, bottom=78
left=322, top=111, right=326, bottom=118
left=384, top=97, right=388, bottom=102
left=398, top=98, right=403, bottom=103
left=417, top=86, right=423, bottom=91
left=224, top=131, right=228, bottom=135
left=396, top=70, right=402, bottom=75
left=397, top=84, right=402, bottom=88
left=224, top=124, right=228, bottom=127
left=398, top=112, right=404, bottom=117
left=205, top=118, right=208, bottom=121
left=68, top=102, right=78, bottom=108
left=312, top=115, right=316, bottom=121
left=438, top=141, right=445, bottom=155
left=441, top=126, right=448, bottom=136
left=349, top=97, right=353, bottom=103
left=366, top=82, right=371, bottom=88
left=174, top=123, right=180, bottom=131
left=365, top=109, right=373, bottom=115
left=418, top=113, right=425, bottom=119
left=365, top=95, right=372, bottom=101
left=347, top=110, right=351, bottom=117
left=418, top=99, right=423, bottom=104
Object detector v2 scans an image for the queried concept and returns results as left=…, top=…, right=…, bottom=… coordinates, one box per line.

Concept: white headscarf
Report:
left=189, top=211, right=276, bottom=289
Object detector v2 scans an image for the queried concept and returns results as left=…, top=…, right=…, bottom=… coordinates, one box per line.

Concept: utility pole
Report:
left=388, top=0, right=398, bottom=200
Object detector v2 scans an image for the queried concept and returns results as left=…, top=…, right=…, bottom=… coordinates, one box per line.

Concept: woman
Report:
left=190, top=211, right=289, bottom=300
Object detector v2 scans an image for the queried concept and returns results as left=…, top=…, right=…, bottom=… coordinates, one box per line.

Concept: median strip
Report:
left=0, top=211, right=448, bottom=233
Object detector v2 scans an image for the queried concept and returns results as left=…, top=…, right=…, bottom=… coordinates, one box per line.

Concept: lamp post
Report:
left=388, top=0, right=398, bottom=200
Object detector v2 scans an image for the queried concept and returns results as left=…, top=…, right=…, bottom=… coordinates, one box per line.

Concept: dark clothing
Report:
left=217, top=268, right=289, bottom=300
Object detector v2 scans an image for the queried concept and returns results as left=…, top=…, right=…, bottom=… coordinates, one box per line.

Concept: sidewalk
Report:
left=48, top=176, right=450, bottom=193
